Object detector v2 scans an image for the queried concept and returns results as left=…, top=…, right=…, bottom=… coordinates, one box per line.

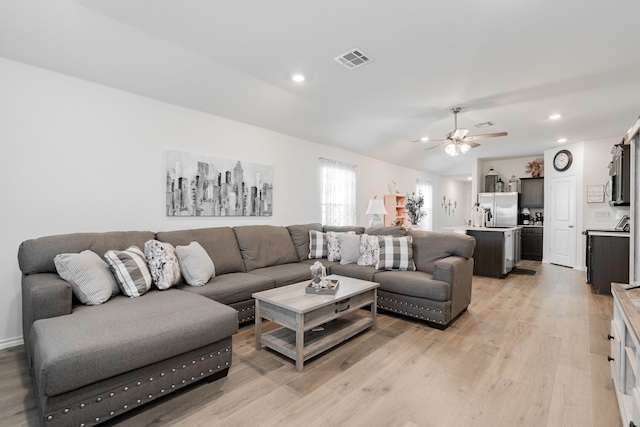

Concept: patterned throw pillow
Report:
left=144, top=239, right=182, bottom=290
left=326, top=231, right=355, bottom=262
left=175, top=241, right=215, bottom=287
left=54, top=250, right=120, bottom=305
left=308, top=230, right=328, bottom=259
left=375, top=236, right=416, bottom=271
left=105, top=246, right=153, bottom=297
left=357, top=234, right=380, bottom=266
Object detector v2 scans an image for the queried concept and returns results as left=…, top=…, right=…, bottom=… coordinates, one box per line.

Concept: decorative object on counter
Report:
left=525, top=158, right=544, bottom=177
left=365, top=196, right=388, bottom=228
left=441, top=196, right=457, bottom=216
left=508, top=175, right=519, bottom=192
left=406, top=191, right=427, bottom=227
left=586, top=184, right=605, bottom=203
left=521, top=207, right=531, bottom=224
left=485, top=166, right=499, bottom=192
left=495, top=177, right=504, bottom=192
left=471, top=202, right=486, bottom=227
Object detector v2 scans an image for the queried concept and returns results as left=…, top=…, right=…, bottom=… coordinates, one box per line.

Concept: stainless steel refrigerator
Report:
left=478, top=192, right=518, bottom=227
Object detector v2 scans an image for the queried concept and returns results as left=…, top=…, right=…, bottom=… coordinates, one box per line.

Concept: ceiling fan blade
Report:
left=452, top=129, right=469, bottom=139
left=465, top=131, right=508, bottom=140
left=424, top=142, right=447, bottom=151
left=463, top=141, right=481, bottom=148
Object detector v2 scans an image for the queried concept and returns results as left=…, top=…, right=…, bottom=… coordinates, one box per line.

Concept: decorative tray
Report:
left=305, top=279, right=340, bottom=295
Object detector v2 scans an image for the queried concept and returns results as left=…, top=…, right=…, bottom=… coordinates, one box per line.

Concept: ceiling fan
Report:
left=415, top=107, right=508, bottom=156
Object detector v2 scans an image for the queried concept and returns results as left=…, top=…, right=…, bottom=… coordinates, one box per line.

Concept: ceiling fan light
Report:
left=445, top=143, right=458, bottom=156
left=459, top=143, right=471, bottom=153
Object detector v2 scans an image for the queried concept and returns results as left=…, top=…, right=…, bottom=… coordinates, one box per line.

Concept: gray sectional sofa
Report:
left=18, top=223, right=475, bottom=426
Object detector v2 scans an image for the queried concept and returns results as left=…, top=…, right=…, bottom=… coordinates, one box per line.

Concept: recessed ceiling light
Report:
left=557, top=138, right=567, bottom=143
left=291, top=73, right=305, bottom=83
left=549, top=114, right=562, bottom=120
left=420, top=137, right=429, bottom=142
left=467, top=177, right=472, bottom=181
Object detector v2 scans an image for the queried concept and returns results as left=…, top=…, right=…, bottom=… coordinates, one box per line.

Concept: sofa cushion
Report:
left=249, top=263, right=313, bottom=287
left=178, top=272, right=275, bottom=305
left=287, top=223, right=323, bottom=261
left=374, top=270, right=450, bottom=302
left=323, top=225, right=365, bottom=234
left=19, top=231, right=156, bottom=276
left=144, top=239, right=182, bottom=290
left=155, top=227, right=245, bottom=275
left=375, top=236, right=416, bottom=271
left=330, top=264, right=377, bottom=281
left=338, top=233, right=361, bottom=265
left=308, top=230, right=328, bottom=259
left=364, top=226, right=408, bottom=236
left=53, top=250, right=119, bottom=305
left=233, top=225, right=299, bottom=272
left=409, top=230, right=476, bottom=273
left=104, top=246, right=152, bottom=297
left=176, top=241, right=215, bottom=287
left=30, top=289, right=238, bottom=397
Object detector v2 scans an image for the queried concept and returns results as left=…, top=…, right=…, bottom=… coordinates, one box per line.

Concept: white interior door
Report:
left=548, top=175, right=577, bottom=267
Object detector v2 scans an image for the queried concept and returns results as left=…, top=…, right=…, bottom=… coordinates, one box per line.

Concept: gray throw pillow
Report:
left=175, top=241, right=215, bottom=286
left=54, top=250, right=119, bottom=305
left=105, top=246, right=153, bottom=297
left=338, top=233, right=361, bottom=265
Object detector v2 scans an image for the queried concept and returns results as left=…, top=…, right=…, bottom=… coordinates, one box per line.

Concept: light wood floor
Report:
left=1, top=261, right=621, bottom=427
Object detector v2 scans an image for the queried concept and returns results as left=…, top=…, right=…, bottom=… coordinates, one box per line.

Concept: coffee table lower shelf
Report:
left=260, top=313, right=373, bottom=366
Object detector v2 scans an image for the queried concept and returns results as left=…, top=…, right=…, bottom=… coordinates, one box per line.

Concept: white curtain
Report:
left=320, top=158, right=357, bottom=226
left=416, top=179, right=433, bottom=231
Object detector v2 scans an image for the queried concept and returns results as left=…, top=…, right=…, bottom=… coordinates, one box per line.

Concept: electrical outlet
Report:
left=594, top=211, right=610, bottom=217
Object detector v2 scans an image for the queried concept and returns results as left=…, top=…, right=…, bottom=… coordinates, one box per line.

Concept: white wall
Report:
left=0, top=57, right=455, bottom=347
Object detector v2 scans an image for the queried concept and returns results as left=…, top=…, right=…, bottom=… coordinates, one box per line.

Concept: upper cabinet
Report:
left=383, top=194, right=407, bottom=226
left=520, top=177, right=544, bottom=208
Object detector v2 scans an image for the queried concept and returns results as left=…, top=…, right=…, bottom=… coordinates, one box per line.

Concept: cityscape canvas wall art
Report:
left=166, top=150, right=273, bottom=217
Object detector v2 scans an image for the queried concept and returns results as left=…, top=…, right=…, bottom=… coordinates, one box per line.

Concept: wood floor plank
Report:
left=0, top=261, right=622, bottom=427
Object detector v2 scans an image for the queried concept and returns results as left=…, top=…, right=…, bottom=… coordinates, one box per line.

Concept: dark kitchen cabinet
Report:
left=521, top=227, right=543, bottom=260
left=520, top=177, right=544, bottom=208
left=585, top=232, right=629, bottom=294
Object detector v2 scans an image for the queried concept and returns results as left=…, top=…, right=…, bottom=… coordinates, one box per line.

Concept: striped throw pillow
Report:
left=375, top=236, right=416, bottom=271
left=105, top=246, right=152, bottom=297
left=54, top=250, right=120, bottom=305
left=308, top=230, right=328, bottom=259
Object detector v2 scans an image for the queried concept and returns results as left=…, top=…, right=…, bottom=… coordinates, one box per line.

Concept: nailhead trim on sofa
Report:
left=42, top=346, right=231, bottom=427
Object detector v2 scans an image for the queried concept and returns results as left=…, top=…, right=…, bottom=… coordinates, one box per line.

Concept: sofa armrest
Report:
left=22, top=273, right=73, bottom=369
left=433, top=256, right=474, bottom=318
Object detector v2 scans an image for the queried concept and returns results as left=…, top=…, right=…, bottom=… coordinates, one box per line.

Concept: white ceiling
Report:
left=2, top=0, right=640, bottom=178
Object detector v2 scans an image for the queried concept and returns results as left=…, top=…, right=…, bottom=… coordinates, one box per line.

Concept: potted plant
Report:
left=406, top=191, right=426, bottom=228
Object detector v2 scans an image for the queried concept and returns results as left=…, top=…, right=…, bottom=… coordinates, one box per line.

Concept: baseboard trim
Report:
left=0, top=336, right=23, bottom=350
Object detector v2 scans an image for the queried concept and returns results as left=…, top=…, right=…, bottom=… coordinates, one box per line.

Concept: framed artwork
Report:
left=586, top=185, right=605, bottom=203
left=166, top=150, right=273, bottom=217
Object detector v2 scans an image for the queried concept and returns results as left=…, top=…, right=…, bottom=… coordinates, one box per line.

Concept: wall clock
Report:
left=553, top=149, right=573, bottom=172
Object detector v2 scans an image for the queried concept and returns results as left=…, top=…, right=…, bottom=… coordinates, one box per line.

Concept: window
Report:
left=320, top=158, right=357, bottom=226
left=416, top=179, right=433, bottom=231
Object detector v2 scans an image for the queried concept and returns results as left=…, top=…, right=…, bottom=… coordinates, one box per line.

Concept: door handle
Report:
left=568, top=225, right=574, bottom=228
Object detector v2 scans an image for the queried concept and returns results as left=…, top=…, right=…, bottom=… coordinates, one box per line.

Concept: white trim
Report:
left=0, top=336, right=23, bottom=350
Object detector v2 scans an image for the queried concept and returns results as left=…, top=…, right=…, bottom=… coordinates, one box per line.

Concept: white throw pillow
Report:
left=54, top=250, right=119, bottom=305
left=175, top=241, right=215, bottom=287
left=338, top=233, right=362, bottom=265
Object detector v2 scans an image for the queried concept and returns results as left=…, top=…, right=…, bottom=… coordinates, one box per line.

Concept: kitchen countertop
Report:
left=585, top=230, right=630, bottom=238
left=443, top=226, right=521, bottom=233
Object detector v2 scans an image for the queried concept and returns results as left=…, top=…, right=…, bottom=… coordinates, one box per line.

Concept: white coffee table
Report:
left=253, top=274, right=379, bottom=372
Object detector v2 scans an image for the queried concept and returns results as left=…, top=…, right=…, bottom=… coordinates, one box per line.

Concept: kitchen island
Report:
left=444, top=226, right=521, bottom=278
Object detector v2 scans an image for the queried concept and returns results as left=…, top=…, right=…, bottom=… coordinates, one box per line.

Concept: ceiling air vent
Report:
left=475, top=121, right=494, bottom=128
left=334, top=48, right=373, bottom=70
